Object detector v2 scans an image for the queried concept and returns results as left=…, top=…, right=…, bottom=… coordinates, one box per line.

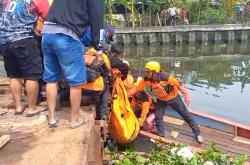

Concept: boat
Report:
left=139, top=108, right=250, bottom=159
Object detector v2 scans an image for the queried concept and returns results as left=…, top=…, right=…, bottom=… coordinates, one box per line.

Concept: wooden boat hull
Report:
left=164, top=108, right=250, bottom=139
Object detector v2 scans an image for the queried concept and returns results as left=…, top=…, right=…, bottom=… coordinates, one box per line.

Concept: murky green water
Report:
left=123, top=42, right=250, bottom=125
left=1, top=42, right=249, bottom=125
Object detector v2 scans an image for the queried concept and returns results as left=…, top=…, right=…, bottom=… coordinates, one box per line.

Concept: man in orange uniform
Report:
left=128, top=61, right=204, bottom=143
left=82, top=48, right=111, bottom=120
left=130, top=90, right=156, bottom=131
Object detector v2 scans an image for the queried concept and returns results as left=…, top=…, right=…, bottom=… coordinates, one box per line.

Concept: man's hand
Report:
left=184, top=95, right=191, bottom=106
left=95, top=50, right=104, bottom=63
left=179, top=85, right=191, bottom=106
left=139, top=118, right=144, bottom=127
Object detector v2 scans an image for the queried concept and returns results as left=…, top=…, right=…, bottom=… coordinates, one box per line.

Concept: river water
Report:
left=123, top=41, right=250, bottom=125
left=0, top=41, right=249, bottom=125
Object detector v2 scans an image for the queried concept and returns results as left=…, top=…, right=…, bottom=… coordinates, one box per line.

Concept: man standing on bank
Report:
left=41, top=0, right=104, bottom=128
left=0, top=0, right=46, bottom=117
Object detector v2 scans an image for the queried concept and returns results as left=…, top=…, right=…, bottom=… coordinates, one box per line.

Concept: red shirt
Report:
left=180, top=10, right=187, bottom=18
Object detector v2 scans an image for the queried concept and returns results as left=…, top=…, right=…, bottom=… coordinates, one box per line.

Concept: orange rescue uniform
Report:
left=123, top=72, right=134, bottom=91
left=129, top=72, right=182, bottom=102
left=130, top=92, right=155, bottom=126
left=82, top=50, right=110, bottom=91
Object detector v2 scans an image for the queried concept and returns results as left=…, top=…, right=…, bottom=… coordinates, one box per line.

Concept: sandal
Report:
left=15, top=108, right=26, bottom=115
left=25, top=107, right=47, bottom=117
left=48, top=118, right=59, bottom=128
left=70, top=116, right=87, bottom=129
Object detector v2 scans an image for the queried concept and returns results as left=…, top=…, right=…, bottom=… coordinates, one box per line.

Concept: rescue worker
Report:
left=121, top=60, right=134, bottom=92
left=130, top=90, right=155, bottom=128
left=128, top=61, right=204, bottom=143
left=82, top=48, right=111, bottom=120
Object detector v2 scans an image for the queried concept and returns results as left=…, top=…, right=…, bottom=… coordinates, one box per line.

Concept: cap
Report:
left=104, top=24, right=115, bottom=41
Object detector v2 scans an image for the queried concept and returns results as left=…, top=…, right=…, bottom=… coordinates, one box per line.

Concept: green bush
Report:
left=201, top=7, right=229, bottom=24
left=108, top=142, right=248, bottom=165
left=188, top=2, right=200, bottom=23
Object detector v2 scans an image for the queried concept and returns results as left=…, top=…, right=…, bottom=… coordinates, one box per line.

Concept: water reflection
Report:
left=124, top=41, right=250, bottom=57
left=124, top=43, right=250, bottom=125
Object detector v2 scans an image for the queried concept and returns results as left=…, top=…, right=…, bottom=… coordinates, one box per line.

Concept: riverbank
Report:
left=114, top=24, right=250, bottom=44
left=0, top=79, right=103, bottom=165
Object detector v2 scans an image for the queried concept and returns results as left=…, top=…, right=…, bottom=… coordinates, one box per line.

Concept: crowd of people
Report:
left=160, top=6, right=189, bottom=26
left=0, top=0, right=203, bottom=144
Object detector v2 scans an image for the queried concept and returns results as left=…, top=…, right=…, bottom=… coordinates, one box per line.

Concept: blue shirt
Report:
left=80, top=26, right=106, bottom=47
left=0, top=0, right=38, bottom=45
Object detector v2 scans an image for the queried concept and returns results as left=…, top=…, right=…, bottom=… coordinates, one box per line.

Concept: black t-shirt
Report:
left=47, top=0, right=104, bottom=49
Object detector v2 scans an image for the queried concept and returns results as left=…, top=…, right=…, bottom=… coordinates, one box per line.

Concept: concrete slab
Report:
left=0, top=107, right=102, bottom=165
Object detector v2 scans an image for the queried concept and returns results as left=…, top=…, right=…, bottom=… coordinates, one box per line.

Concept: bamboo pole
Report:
left=108, top=0, right=113, bottom=24
left=132, top=0, right=135, bottom=27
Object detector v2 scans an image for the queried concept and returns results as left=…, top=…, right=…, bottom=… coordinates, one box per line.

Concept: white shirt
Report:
left=168, top=7, right=177, bottom=16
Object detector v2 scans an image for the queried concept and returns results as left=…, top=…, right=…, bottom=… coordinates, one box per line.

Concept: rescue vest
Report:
left=84, top=50, right=110, bottom=82
left=82, top=75, right=104, bottom=92
left=108, top=75, right=140, bottom=144
left=133, top=72, right=181, bottom=101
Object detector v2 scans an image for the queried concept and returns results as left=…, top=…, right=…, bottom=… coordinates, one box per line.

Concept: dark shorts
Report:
left=170, top=15, right=176, bottom=21
left=0, top=38, right=43, bottom=80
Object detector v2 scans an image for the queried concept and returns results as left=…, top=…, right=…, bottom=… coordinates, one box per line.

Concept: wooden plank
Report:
left=165, top=125, right=250, bottom=155
left=173, top=130, right=250, bottom=156
left=87, top=124, right=103, bottom=164
left=164, top=126, right=250, bottom=157
left=174, top=134, right=247, bottom=158
left=163, top=116, right=184, bottom=126
left=166, top=123, right=234, bottom=140
left=166, top=117, right=250, bottom=153
left=189, top=109, right=250, bottom=131
left=234, top=137, right=250, bottom=145
left=165, top=108, right=250, bottom=136
left=165, top=109, right=235, bottom=134
left=165, top=124, right=250, bottom=153
left=0, top=135, right=10, bottom=149
left=0, top=79, right=9, bottom=86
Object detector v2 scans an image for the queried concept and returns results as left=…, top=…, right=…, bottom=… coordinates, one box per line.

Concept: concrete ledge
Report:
left=116, top=24, right=250, bottom=33
left=115, top=25, right=250, bottom=44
